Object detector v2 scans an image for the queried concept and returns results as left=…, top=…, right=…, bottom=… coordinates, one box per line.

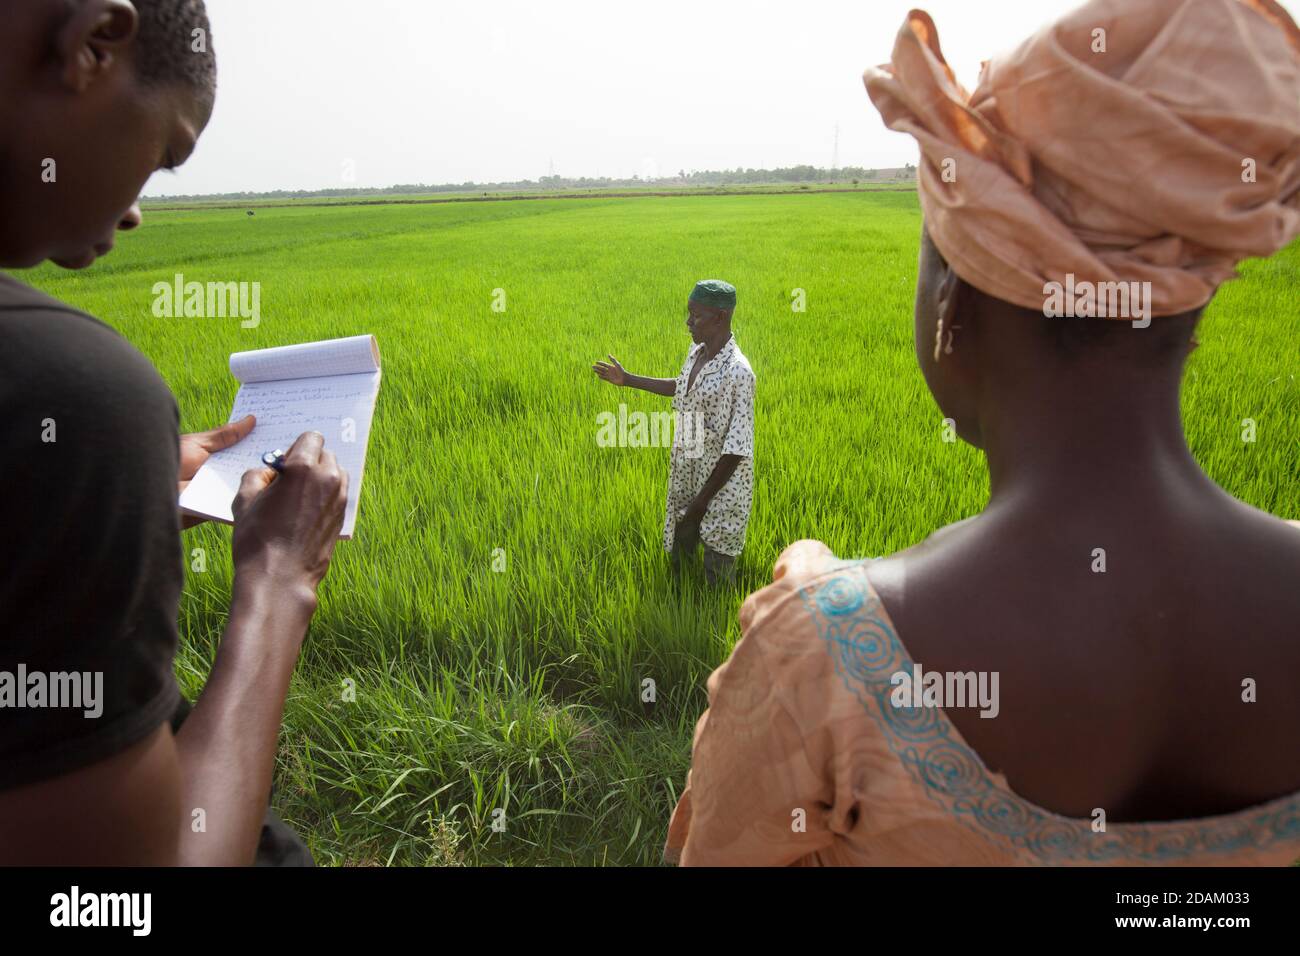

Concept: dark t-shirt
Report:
left=0, top=271, right=182, bottom=790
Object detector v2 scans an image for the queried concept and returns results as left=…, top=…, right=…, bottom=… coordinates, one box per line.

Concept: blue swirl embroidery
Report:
left=798, top=562, right=1300, bottom=863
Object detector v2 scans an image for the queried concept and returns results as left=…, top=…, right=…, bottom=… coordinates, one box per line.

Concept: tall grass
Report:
left=25, top=191, right=1299, bottom=864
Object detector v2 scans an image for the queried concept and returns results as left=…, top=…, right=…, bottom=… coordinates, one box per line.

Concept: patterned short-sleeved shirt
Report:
left=663, top=336, right=755, bottom=557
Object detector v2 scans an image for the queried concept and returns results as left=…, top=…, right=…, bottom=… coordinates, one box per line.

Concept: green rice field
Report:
left=24, top=189, right=1300, bottom=865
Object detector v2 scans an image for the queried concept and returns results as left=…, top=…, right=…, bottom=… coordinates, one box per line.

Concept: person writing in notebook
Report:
left=667, top=0, right=1300, bottom=865
left=593, top=280, right=755, bottom=584
left=0, top=0, right=345, bottom=865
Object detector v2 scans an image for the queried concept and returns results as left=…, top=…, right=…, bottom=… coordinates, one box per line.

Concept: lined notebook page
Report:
left=179, top=335, right=381, bottom=539
left=232, top=334, right=380, bottom=383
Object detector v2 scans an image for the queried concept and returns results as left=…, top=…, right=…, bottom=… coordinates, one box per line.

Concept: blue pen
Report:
left=262, top=449, right=287, bottom=473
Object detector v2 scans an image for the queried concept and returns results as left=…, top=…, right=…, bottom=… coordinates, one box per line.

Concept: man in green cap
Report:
left=593, top=280, right=755, bottom=582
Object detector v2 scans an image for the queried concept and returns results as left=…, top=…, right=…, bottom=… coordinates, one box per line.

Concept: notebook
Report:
left=179, top=334, right=382, bottom=539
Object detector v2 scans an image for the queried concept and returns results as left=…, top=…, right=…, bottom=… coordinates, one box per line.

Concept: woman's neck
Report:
left=979, top=373, right=1216, bottom=512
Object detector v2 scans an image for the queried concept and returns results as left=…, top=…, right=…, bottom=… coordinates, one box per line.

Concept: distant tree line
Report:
left=144, top=164, right=916, bottom=203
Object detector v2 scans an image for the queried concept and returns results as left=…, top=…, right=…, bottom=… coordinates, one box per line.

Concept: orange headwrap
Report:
left=864, top=0, right=1300, bottom=318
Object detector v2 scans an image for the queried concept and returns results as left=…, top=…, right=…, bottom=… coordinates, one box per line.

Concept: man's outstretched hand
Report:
left=592, top=354, right=626, bottom=387
left=179, top=414, right=256, bottom=529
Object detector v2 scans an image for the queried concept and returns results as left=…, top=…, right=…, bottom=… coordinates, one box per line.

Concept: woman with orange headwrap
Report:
left=666, top=0, right=1300, bottom=866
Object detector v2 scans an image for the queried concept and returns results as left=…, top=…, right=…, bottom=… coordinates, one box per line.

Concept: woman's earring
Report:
left=935, top=318, right=961, bottom=361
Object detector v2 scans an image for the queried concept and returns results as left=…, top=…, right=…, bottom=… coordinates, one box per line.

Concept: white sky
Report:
left=144, top=0, right=1299, bottom=196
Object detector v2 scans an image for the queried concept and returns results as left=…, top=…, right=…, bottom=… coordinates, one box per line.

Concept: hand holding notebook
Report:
left=179, top=335, right=382, bottom=538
